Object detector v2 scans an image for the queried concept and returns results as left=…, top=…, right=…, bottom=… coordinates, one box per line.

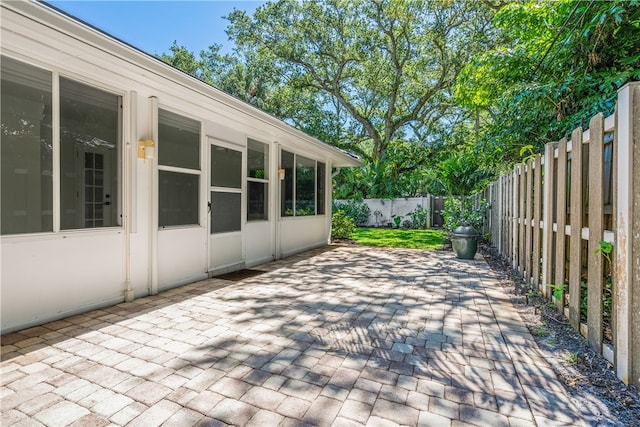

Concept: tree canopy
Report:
left=159, top=0, right=640, bottom=198
left=457, top=0, right=640, bottom=170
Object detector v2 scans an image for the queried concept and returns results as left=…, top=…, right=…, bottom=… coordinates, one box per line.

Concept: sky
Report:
left=47, top=1, right=265, bottom=56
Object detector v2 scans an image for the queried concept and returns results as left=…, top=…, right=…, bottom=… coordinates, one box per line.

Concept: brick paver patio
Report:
left=1, top=245, right=586, bottom=426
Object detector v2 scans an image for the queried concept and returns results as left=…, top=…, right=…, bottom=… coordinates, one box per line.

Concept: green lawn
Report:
left=352, top=227, right=446, bottom=250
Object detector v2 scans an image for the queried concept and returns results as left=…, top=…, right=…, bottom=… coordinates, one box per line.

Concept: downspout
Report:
left=148, top=96, right=159, bottom=295
left=123, top=93, right=135, bottom=302
left=124, top=140, right=133, bottom=301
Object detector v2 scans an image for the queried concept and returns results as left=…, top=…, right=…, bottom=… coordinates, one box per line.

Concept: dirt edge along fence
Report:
left=484, top=82, right=640, bottom=387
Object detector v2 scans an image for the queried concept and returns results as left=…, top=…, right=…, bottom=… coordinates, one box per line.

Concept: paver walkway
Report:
left=2, top=245, right=586, bottom=426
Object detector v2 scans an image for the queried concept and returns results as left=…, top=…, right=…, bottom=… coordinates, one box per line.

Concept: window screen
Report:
left=281, top=150, right=294, bottom=217
left=211, top=191, right=241, bottom=233
left=211, top=145, right=242, bottom=188
left=296, top=155, right=316, bottom=216
left=158, top=109, right=200, bottom=170
left=59, top=77, right=120, bottom=230
left=159, top=171, right=199, bottom=227
left=247, top=140, right=269, bottom=221
left=1, top=56, right=53, bottom=234
left=317, top=162, right=326, bottom=215
left=158, top=109, right=201, bottom=227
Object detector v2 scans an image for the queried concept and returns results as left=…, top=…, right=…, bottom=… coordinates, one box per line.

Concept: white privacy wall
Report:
left=336, top=197, right=432, bottom=227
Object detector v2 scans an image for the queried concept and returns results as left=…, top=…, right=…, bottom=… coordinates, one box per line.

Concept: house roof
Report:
left=4, top=0, right=361, bottom=168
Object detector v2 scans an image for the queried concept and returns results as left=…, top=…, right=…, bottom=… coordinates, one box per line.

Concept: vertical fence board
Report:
left=588, top=113, right=605, bottom=352
left=519, top=165, right=526, bottom=273
left=525, top=161, right=533, bottom=282
left=630, top=85, right=640, bottom=389
left=533, top=154, right=542, bottom=288
left=555, top=139, right=568, bottom=311
left=614, top=82, right=640, bottom=386
left=485, top=82, right=639, bottom=387
left=507, top=173, right=512, bottom=258
left=569, top=128, right=584, bottom=330
left=542, top=143, right=556, bottom=295
left=515, top=166, right=522, bottom=270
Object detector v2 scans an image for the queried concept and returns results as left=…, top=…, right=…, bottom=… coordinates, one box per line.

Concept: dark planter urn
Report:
left=451, top=225, right=478, bottom=259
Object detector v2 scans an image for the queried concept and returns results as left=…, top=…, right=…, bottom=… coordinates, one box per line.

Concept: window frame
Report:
left=246, top=139, right=269, bottom=222
left=279, top=148, right=327, bottom=219
left=0, top=55, right=126, bottom=236
left=209, top=140, right=245, bottom=235
left=157, top=107, right=202, bottom=229
left=58, top=75, right=123, bottom=231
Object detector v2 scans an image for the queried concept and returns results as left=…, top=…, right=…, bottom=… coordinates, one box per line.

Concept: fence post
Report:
left=542, top=142, right=556, bottom=296
left=569, top=127, right=584, bottom=330
left=587, top=113, right=605, bottom=353
left=614, top=82, right=640, bottom=386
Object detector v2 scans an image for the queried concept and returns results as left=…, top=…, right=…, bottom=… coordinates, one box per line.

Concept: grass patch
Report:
left=352, top=227, right=446, bottom=250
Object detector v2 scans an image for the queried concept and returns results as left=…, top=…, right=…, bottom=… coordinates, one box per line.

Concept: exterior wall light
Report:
left=138, top=139, right=155, bottom=159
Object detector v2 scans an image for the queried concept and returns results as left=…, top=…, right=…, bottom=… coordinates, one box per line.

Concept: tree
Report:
left=457, top=0, right=640, bottom=170
left=225, top=0, right=495, bottom=197
left=160, top=42, right=277, bottom=110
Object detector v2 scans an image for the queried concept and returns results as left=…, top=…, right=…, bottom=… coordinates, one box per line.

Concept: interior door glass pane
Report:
left=211, top=191, right=241, bottom=233
left=211, top=145, right=242, bottom=188
left=158, top=109, right=200, bottom=169
left=59, top=77, right=120, bottom=230
left=159, top=171, right=199, bottom=227
left=281, top=150, right=294, bottom=217
left=248, top=139, right=268, bottom=179
left=296, top=155, right=315, bottom=216
left=248, top=182, right=268, bottom=221
left=1, top=56, right=53, bottom=235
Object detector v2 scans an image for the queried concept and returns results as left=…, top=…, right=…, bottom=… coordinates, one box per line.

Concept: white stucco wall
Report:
left=336, top=197, right=432, bottom=227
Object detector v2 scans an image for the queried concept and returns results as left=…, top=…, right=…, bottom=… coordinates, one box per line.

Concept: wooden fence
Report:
left=485, top=82, right=640, bottom=387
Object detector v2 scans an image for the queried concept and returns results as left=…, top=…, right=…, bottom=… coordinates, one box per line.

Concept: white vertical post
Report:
left=148, top=96, right=159, bottom=295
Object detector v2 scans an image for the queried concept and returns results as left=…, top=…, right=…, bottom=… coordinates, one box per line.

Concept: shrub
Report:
left=331, top=210, right=355, bottom=240
left=333, top=200, right=371, bottom=226
left=405, top=205, right=429, bottom=229
left=441, top=197, right=488, bottom=233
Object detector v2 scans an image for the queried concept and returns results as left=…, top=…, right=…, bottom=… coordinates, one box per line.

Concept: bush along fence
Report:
left=485, top=82, right=640, bottom=387
left=334, top=197, right=440, bottom=228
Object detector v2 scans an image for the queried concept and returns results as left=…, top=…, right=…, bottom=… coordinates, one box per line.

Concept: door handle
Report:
left=104, top=201, right=111, bottom=206
left=207, top=201, right=211, bottom=212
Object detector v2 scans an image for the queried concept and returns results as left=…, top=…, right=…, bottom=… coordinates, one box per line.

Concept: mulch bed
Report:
left=479, top=241, right=640, bottom=426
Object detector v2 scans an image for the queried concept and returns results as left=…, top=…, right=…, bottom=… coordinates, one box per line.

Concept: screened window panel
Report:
left=211, top=145, right=242, bottom=188
left=159, top=171, right=199, bottom=227
left=59, top=77, right=120, bottom=230
left=296, top=155, right=315, bottom=216
left=1, top=56, right=53, bottom=235
left=248, top=182, right=268, bottom=221
left=248, top=139, right=268, bottom=179
left=281, top=150, right=294, bottom=216
left=317, top=162, right=326, bottom=215
left=211, top=191, right=241, bottom=233
left=158, top=109, right=200, bottom=169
